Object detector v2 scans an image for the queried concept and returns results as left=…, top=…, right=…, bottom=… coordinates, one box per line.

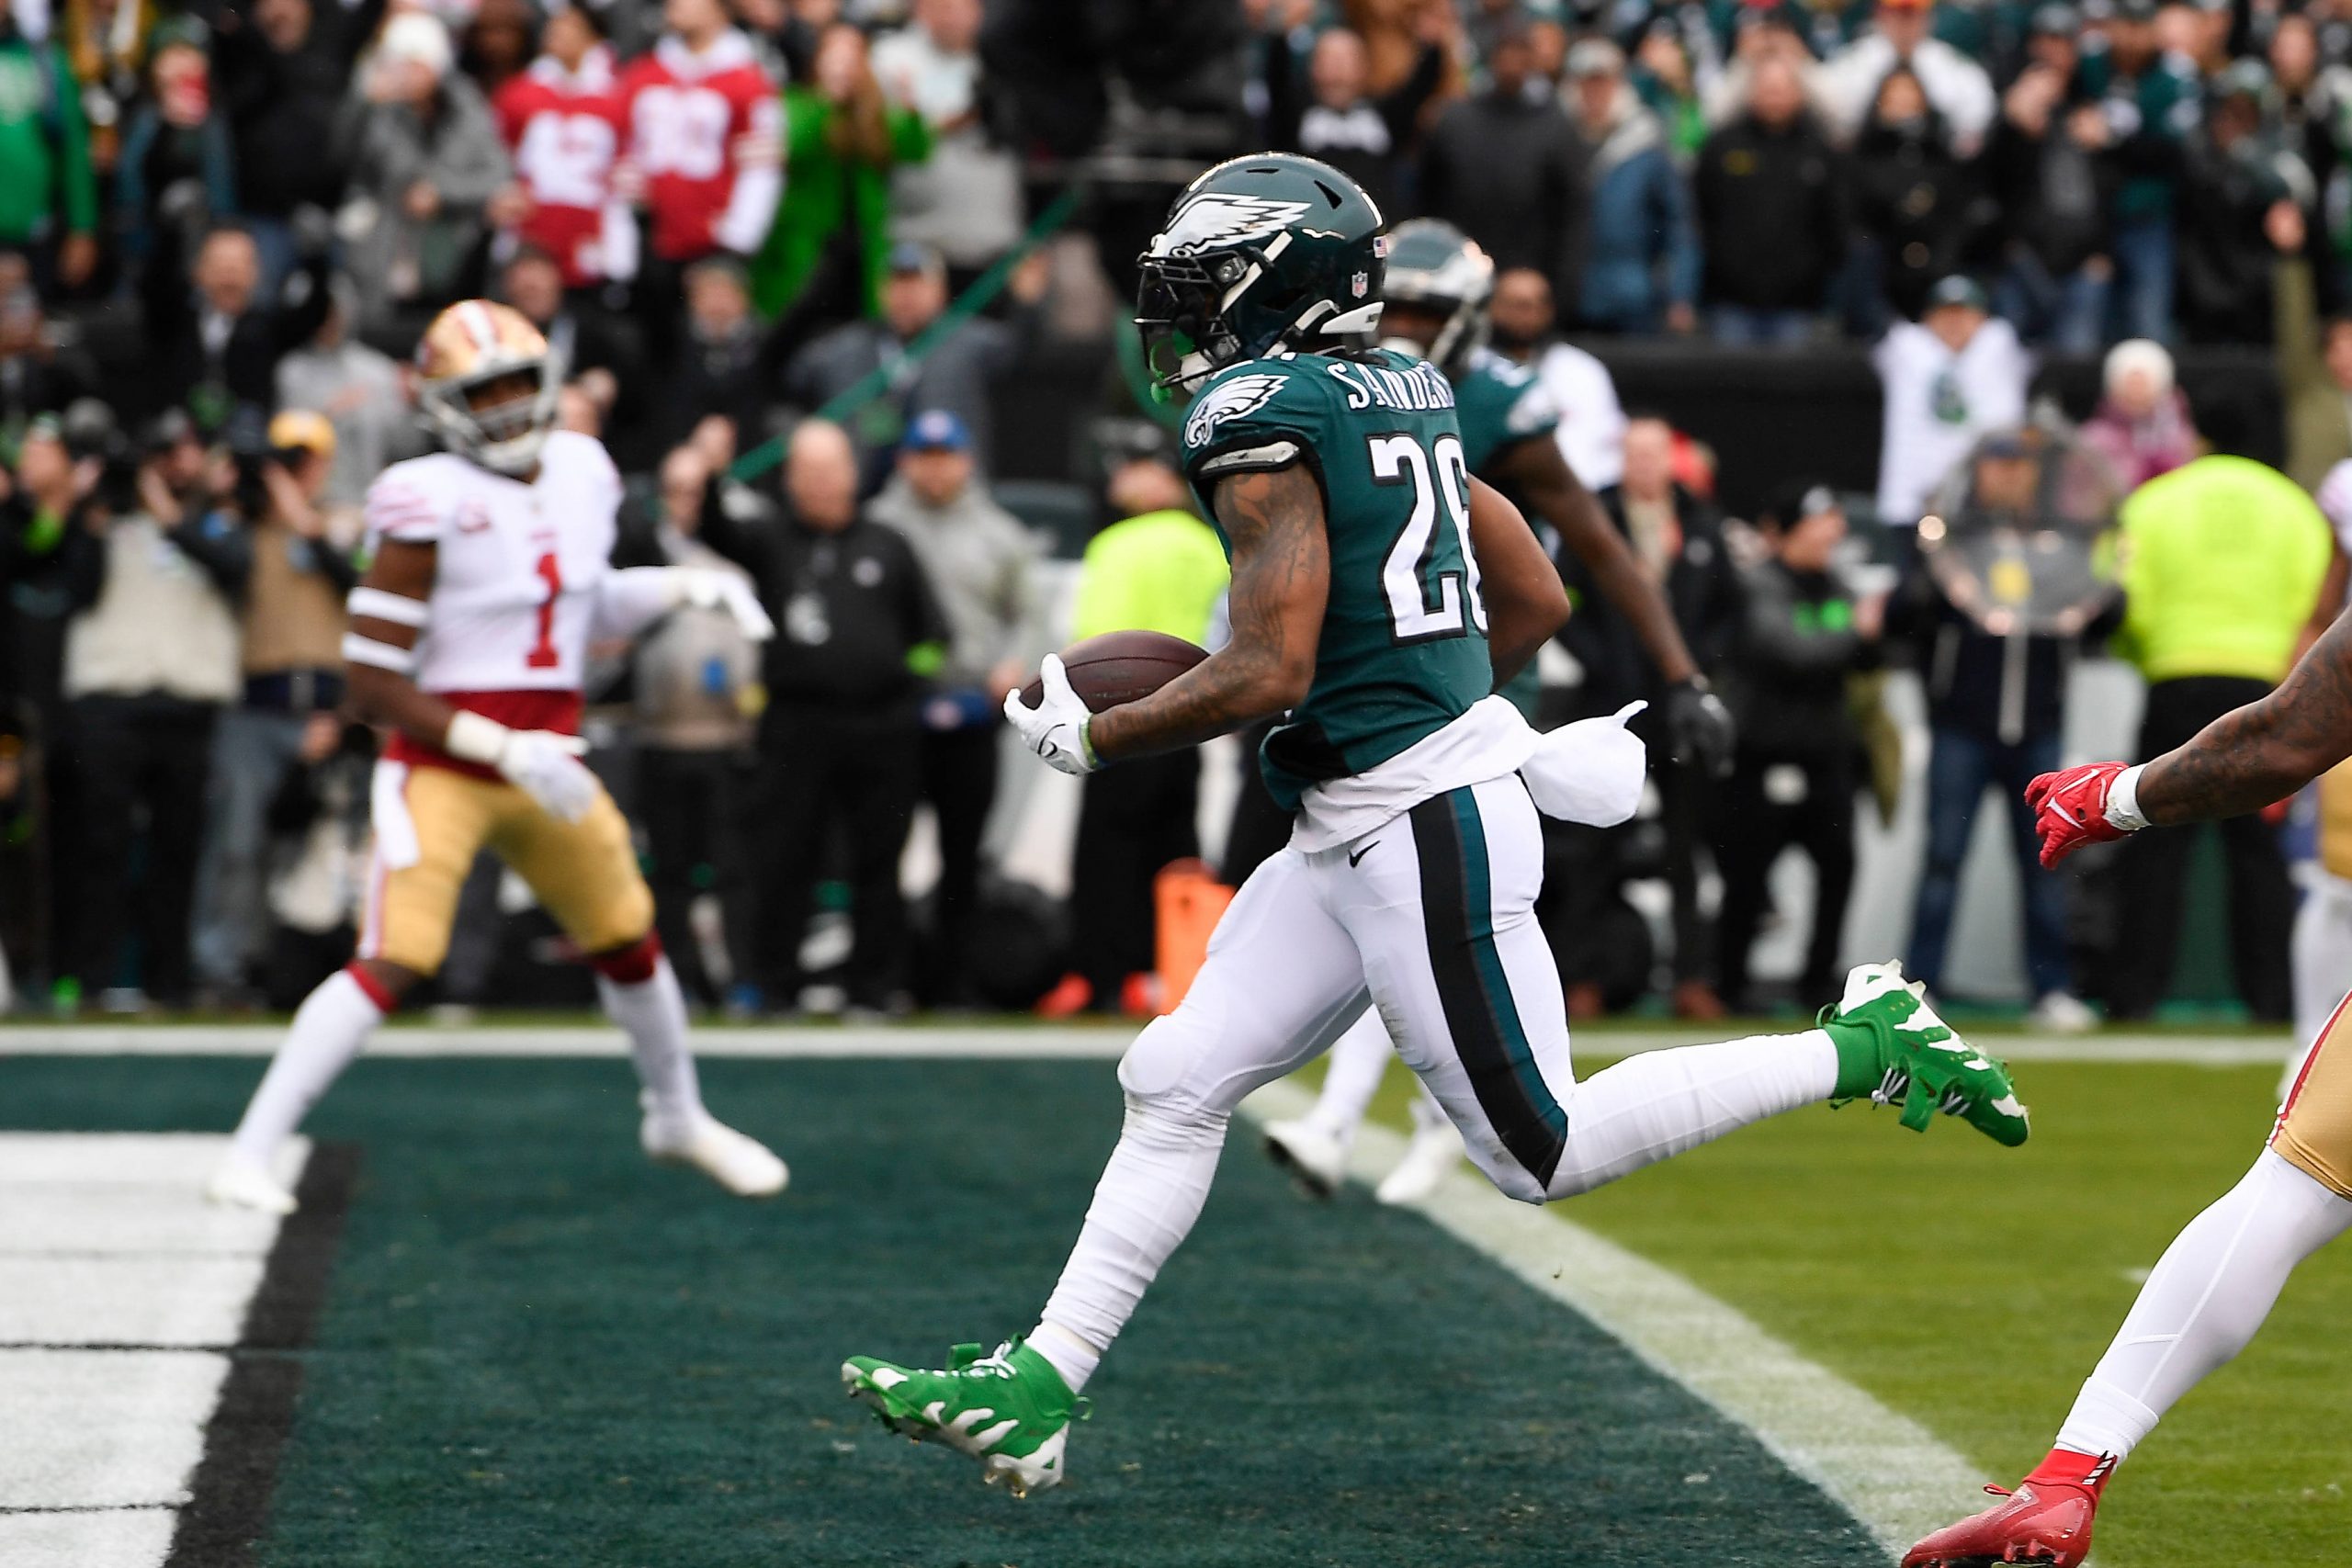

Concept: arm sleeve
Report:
left=591, top=565, right=685, bottom=639
left=714, top=91, right=784, bottom=254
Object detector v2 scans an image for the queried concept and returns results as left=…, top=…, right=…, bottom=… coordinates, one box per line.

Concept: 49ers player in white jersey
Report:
left=206, top=299, right=786, bottom=1214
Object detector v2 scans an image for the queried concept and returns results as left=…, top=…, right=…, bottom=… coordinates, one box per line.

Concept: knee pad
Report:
left=1117, top=1013, right=1197, bottom=1106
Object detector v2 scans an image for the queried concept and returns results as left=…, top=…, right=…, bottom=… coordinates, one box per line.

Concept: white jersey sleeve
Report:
left=364, top=466, right=447, bottom=547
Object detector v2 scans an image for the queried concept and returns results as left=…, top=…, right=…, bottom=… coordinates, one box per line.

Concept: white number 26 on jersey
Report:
left=1369, top=433, right=1486, bottom=642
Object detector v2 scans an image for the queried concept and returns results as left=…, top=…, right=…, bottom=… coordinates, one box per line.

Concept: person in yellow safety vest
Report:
left=1035, top=437, right=1231, bottom=1019
left=2104, top=446, right=2332, bottom=1021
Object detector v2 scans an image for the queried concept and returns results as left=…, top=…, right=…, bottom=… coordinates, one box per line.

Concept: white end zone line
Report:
left=0, top=1134, right=307, bottom=1568
left=1241, top=1079, right=1984, bottom=1564
left=0, top=1023, right=2299, bottom=1066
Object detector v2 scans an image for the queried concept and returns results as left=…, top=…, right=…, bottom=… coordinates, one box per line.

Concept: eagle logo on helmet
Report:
left=1149, top=194, right=1314, bottom=256
left=413, top=299, right=564, bottom=477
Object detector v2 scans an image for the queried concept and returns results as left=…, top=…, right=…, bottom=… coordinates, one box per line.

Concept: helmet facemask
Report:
left=418, top=345, right=565, bottom=476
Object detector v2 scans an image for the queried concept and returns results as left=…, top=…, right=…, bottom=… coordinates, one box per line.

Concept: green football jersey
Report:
left=1449, top=349, right=1562, bottom=723
left=1451, top=347, right=1560, bottom=475
left=1181, top=347, right=1494, bottom=811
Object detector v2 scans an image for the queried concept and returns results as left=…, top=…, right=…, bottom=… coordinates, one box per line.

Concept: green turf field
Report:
left=11, top=1053, right=1883, bottom=1568
left=1351, top=1050, right=2352, bottom=1568
left=7, top=1041, right=2350, bottom=1567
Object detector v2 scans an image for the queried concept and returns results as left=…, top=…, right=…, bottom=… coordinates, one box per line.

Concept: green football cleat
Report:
left=1822, top=961, right=2030, bottom=1146
left=841, top=1338, right=1082, bottom=1497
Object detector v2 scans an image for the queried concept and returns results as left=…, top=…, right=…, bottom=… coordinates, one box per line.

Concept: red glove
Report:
left=2024, top=761, right=2136, bottom=867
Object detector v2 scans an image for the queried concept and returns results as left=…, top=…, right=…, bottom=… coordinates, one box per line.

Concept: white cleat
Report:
left=1261, top=1118, right=1347, bottom=1200
left=205, top=1157, right=298, bottom=1215
left=1375, top=1121, right=1464, bottom=1206
left=641, top=1113, right=788, bottom=1197
left=2027, top=989, right=2099, bottom=1035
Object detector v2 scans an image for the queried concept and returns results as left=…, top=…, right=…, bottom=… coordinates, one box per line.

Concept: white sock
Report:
left=1035, top=1097, right=1228, bottom=1378
left=2053, top=1149, right=2352, bottom=1461
left=229, top=969, right=384, bottom=1168
left=1027, top=1318, right=1102, bottom=1393
left=1546, top=1030, right=1841, bottom=1199
left=597, top=956, right=706, bottom=1128
left=1304, top=1009, right=1392, bottom=1146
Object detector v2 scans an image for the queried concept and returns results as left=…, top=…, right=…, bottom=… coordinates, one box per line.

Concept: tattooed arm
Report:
left=2137, top=605, right=2352, bottom=824
left=1086, top=462, right=1330, bottom=762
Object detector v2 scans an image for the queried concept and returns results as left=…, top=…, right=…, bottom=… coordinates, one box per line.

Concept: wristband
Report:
left=2105, top=763, right=2149, bottom=831
left=444, top=710, right=514, bottom=766
left=1079, top=715, right=1099, bottom=771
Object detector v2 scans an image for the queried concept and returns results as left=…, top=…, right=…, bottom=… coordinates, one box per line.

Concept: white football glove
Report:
left=1002, top=653, right=1100, bottom=775
left=445, top=712, right=601, bottom=823
left=677, top=569, right=775, bottom=641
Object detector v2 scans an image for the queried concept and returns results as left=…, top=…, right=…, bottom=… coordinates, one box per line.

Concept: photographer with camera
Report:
left=56, top=410, right=250, bottom=1010
left=192, top=410, right=358, bottom=1005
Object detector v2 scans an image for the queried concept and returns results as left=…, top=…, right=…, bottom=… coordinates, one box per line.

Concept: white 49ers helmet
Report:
left=414, top=299, right=564, bottom=475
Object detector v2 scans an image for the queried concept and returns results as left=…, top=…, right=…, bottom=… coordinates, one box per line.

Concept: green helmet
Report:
left=1376, top=218, right=1494, bottom=379
left=1136, top=152, right=1387, bottom=394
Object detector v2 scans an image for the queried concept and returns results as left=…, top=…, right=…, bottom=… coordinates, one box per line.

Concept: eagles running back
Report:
left=1180, top=346, right=1493, bottom=813
left=847, top=154, right=2028, bottom=1505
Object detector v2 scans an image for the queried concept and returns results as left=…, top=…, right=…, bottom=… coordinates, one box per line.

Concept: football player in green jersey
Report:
left=842, top=154, right=2027, bottom=1498
left=1262, top=217, right=1736, bottom=1203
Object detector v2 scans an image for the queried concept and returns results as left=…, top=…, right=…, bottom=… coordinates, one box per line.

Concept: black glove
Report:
left=1663, top=677, right=1736, bottom=778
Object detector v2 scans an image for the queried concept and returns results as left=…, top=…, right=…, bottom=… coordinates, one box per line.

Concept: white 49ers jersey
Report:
left=362, top=430, right=623, bottom=696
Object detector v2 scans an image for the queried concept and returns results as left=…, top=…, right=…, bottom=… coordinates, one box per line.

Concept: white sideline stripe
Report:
left=0, top=1351, right=228, bottom=1507
left=1242, top=1080, right=1982, bottom=1562
left=0, top=1135, right=304, bottom=1567
left=0, top=1023, right=2297, bottom=1066
left=0, top=1510, right=178, bottom=1568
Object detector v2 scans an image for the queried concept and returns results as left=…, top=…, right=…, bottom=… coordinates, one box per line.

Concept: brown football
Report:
left=1020, top=630, right=1209, bottom=714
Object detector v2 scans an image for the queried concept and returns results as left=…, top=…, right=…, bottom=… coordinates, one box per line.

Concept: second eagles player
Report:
left=207, top=300, right=786, bottom=1213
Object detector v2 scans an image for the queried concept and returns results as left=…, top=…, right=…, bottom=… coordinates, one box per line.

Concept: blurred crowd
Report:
left=3, top=0, right=2351, bottom=1026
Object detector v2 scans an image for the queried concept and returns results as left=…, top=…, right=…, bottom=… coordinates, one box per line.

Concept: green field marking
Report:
left=6, top=1055, right=1887, bottom=1568
left=1329, top=1054, right=2352, bottom=1568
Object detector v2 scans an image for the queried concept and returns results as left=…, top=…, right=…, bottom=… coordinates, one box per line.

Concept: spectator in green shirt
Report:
left=0, top=14, right=98, bottom=294
left=748, top=22, right=931, bottom=324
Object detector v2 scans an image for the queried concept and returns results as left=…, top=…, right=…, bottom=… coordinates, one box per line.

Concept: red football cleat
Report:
left=1905, top=1454, right=2112, bottom=1568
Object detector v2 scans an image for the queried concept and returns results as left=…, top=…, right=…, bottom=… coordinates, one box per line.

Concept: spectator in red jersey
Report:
left=492, top=0, right=634, bottom=295
left=618, top=0, right=782, bottom=362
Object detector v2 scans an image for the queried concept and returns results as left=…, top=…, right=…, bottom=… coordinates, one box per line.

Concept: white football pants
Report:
left=1037, top=774, right=1838, bottom=1359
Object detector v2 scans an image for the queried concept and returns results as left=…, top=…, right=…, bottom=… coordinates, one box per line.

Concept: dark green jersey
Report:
left=1452, top=347, right=1559, bottom=475
left=1181, top=347, right=1494, bottom=811
left=1453, top=348, right=1561, bottom=722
